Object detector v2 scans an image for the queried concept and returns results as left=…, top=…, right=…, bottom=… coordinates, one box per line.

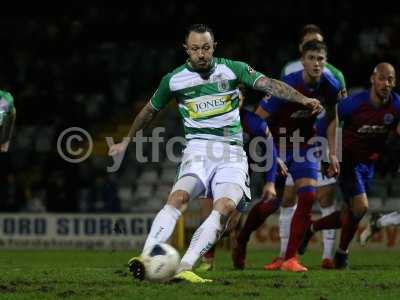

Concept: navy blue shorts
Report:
left=282, top=146, right=319, bottom=183
left=339, top=161, right=375, bottom=200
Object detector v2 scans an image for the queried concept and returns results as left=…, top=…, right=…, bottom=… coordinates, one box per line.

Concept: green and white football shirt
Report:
left=0, top=90, right=14, bottom=127
left=150, top=57, right=264, bottom=145
left=0, top=90, right=15, bottom=144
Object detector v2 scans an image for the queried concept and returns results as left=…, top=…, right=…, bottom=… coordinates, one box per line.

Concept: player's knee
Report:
left=213, top=198, right=236, bottom=216
left=282, top=186, right=297, bottom=207
left=282, top=196, right=296, bottom=207
left=318, top=194, right=333, bottom=208
left=353, top=205, right=368, bottom=219
left=317, top=185, right=336, bottom=208
left=167, top=190, right=189, bottom=212
left=351, top=202, right=368, bottom=219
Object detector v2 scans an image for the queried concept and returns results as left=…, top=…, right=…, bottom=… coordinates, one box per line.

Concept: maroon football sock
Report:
left=285, top=186, right=316, bottom=260
left=313, top=211, right=342, bottom=231
left=237, top=197, right=281, bottom=245
left=339, top=210, right=361, bottom=252
left=203, top=244, right=216, bottom=259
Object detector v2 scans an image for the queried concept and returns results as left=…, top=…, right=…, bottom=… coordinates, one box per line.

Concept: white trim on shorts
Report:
left=285, top=171, right=336, bottom=187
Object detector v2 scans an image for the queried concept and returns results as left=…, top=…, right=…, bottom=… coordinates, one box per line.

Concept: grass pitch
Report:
left=0, top=248, right=400, bottom=299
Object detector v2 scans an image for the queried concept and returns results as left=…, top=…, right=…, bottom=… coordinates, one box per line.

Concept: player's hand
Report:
left=304, top=98, right=323, bottom=115
left=261, top=182, right=277, bottom=201
left=277, top=157, right=288, bottom=177
left=108, top=140, right=129, bottom=156
left=0, top=141, right=10, bottom=152
left=326, top=154, right=340, bottom=178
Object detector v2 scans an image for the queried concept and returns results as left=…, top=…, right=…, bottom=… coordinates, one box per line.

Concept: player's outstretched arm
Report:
left=0, top=107, right=16, bottom=153
left=108, top=102, right=158, bottom=156
left=254, top=76, right=322, bottom=114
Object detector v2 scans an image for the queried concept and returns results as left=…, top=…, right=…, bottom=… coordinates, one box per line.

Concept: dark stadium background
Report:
left=1, top=2, right=400, bottom=213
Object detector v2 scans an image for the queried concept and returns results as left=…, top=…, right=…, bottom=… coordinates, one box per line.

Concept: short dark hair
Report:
left=302, top=39, right=327, bottom=54
left=299, top=24, right=323, bottom=43
left=185, top=24, right=214, bottom=43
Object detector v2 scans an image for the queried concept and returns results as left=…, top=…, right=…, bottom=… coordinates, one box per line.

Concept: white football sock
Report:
left=377, top=211, right=400, bottom=227
left=142, top=204, right=181, bottom=252
left=180, top=210, right=222, bottom=269
left=321, top=205, right=336, bottom=259
left=279, top=205, right=296, bottom=258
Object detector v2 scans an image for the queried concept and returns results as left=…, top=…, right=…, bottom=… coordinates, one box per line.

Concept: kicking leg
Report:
left=129, top=175, right=204, bottom=280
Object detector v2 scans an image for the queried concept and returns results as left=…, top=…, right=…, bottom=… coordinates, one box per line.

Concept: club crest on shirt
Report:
left=247, top=65, right=256, bottom=75
left=383, top=113, right=394, bottom=125
left=213, top=74, right=229, bottom=92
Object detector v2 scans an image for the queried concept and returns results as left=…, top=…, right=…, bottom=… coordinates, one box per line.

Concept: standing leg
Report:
left=318, top=184, right=337, bottom=269
left=264, top=184, right=296, bottom=270
left=282, top=177, right=317, bottom=272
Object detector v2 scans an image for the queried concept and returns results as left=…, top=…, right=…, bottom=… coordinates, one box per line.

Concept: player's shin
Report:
left=285, top=186, right=316, bottom=260
left=320, top=205, right=336, bottom=260
left=279, top=205, right=296, bottom=258
left=338, top=209, right=365, bottom=252
left=237, top=197, right=281, bottom=245
left=143, top=204, right=182, bottom=252
left=179, top=210, right=223, bottom=270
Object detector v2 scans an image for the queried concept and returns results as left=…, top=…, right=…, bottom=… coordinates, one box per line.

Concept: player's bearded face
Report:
left=185, top=32, right=215, bottom=70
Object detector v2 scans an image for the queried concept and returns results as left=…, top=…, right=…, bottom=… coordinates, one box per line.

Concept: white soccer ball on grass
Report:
left=142, top=243, right=181, bottom=282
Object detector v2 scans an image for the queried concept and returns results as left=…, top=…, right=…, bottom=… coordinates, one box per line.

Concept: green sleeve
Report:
left=149, top=74, right=173, bottom=111
left=0, top=90, right=14, bottom=110
left=280, top=66, right=287, bottom=79
left=280, top=61, right=292, bottom=79
left=0, top=90, right=15, bottom=142
left=325, top=63, right=346, bottom=89
left=225, top=59, right=265, bottom=88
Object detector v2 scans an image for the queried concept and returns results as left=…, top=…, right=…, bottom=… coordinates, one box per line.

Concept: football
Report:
left=142, top=243, right=181, bottom=282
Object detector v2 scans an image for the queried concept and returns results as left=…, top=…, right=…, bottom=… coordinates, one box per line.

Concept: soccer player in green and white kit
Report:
left=0, top=90, right=16, bottom=152
left=109, top=24, right=322, bottom=283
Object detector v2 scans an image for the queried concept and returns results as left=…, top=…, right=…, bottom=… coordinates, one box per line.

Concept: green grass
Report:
left=0, top=248, right=400, bottom=299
